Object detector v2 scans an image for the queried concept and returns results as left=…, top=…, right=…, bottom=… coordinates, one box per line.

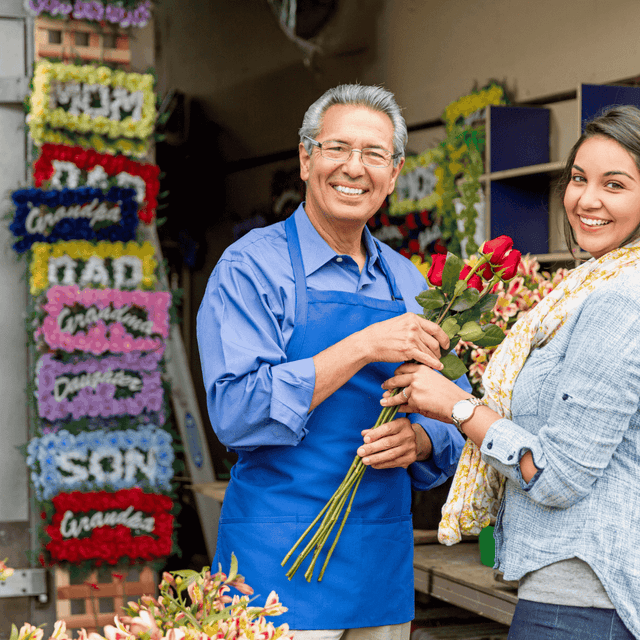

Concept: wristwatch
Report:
left=451, top=397, right=486, bottom=433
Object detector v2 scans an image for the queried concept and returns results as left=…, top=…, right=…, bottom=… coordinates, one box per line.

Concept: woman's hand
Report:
left=380, top=362, right=470, bottom=423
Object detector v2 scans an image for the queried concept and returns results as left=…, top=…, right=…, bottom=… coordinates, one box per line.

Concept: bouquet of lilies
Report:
left=7, top=555, right=294, bottom=640
left=282, top=235, right=522, bottom=582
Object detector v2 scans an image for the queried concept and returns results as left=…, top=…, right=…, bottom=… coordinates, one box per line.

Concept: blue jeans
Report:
left=508, top=599, right=634, bottom=640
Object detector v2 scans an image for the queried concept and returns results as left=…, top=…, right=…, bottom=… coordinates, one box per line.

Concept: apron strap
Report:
left=285, top=213, right=308, bottom=362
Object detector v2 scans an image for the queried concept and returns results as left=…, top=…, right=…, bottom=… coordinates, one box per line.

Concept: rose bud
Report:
left=427, top=253, right=447, bottom=287
left=459, top=265, right=484, bottom=292
left=481, top=235, right=513, bottom=265
left=495, top=249, right=522, bottom=281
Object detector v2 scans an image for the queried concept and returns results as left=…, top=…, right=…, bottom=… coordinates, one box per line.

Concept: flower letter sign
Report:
left=28, top=61, right=156, bottom=157
left=40, top=285, right=171, bottom=354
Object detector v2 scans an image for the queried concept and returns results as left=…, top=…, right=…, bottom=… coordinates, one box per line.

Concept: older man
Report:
left=197, top=84, right=469, bottom=640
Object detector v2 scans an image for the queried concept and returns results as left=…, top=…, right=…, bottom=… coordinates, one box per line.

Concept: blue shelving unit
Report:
left=484, top=84, right=640, bottom=258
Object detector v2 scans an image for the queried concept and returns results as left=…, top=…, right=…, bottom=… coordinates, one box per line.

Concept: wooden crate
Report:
left=55, top=566, right=156, bottom=633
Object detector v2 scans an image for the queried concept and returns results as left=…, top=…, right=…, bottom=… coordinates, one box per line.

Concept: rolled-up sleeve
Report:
left=481, top=286, right=640, bottom=508
left=197, top=257, right=316, bottom=450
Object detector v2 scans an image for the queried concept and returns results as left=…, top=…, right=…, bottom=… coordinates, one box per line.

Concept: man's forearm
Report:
left=310, top=329, right=372, bottom=412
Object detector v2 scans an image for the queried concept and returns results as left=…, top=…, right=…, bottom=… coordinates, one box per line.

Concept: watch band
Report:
left=451, top=397, right=487, bottom=433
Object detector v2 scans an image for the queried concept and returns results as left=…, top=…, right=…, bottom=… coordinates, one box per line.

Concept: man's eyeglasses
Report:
left=303, top=135, right=401, bottom=168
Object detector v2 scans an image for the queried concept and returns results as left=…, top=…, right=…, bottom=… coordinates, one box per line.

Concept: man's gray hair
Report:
left=299, top=84, right=407, bottom=167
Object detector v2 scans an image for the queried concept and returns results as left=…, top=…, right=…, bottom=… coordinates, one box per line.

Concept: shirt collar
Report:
left=294, top=203, right=381, bottom=277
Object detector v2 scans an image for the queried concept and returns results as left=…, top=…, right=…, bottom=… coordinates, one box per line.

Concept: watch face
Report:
left=453, top=400, right=474, bottom=423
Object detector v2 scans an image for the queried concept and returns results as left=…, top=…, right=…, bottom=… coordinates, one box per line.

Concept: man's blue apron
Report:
left=213, top=213, right=415, bottom=629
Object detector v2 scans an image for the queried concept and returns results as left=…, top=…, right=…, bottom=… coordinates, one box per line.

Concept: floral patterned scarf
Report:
left=438, top=239, right=640, bottom=545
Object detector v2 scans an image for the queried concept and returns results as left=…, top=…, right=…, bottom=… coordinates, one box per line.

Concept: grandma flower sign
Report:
left=283, top=236, right=521, bottom=582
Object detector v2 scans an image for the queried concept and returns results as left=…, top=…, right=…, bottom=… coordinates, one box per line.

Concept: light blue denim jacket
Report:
left=481, top=274, right=640, bottom=638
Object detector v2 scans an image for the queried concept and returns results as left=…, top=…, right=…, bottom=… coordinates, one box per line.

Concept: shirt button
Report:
left=487, top=442, right=493, bottom=449
left=336, top=257, right=343, bottom=262
left=507, top=454, right=514, bottom=461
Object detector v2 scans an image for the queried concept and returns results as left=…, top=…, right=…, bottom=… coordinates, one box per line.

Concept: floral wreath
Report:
left=10, top=186, right=139, bottom=253
left=34, top=143, right=160, bottom=223
left=36, top=351, right=164, bottom=421
left=45, top=488, right=174, bottom=565
left=30, top=240, right=157, bottom=296
left=25, top=0, right=153, bottom=27
left=28, top=61, right=156, bottom=157
left=26, top=424, right=175, bottom=500
left=38, top=285, right=171, bottom=354
left=389, top=147, right=444, bottom=216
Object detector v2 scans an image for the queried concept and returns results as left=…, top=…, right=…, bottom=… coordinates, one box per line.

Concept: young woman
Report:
left=376, top=105, right=640, bottom=639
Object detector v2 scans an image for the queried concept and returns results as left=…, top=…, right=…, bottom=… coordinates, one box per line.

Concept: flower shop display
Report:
left=456, top=253, right=569, bottom=396
left=436, top=82, right=507, bottom=257
left=30, top=240, right=157, bottom=296
left=27, top=424, right=174, bottom=499
left=389, top=147, right=443, bottom=216
left=46, top=488, right=174, bottom=564
left=25, top=0, right=153, bottom=27
left=9, top=186, right=139, bottom=253
left=7, top=556, right=294, bottom=640
left=34, top=144, right=161, bottom=224
left=6, top=46, right=181, bottom=581
left=39, top=285, right=171, bottom=354
left=28, top=61, right=156, bottom=157
left=36, top=351, right=164, bottom=421
left=282, top=236, right=521, bottom=582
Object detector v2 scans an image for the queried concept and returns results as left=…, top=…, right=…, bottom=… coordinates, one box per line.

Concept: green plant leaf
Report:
left=415, top=289, right=446, bottom=310
left=441, top=255, right=465, bottom=297
left=420, top=308, right=440, bottom=323
left=440, top=317, right=460, bottom=340
left=451, top=287, right=480, bottom=311
left=478, top=293, right=499, bottom=314
left=227, top=552, right=239, bottom=582
left=9, top=625, right=18, bottom=640
left=457, top=321, right=485, bottom=342
left=473, top=324, right=506, bottom=347
left=440, top=352, right=469, bottom=380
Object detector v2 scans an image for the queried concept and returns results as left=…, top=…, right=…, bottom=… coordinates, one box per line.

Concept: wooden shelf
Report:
left=480, top=160, right=564, bottom=183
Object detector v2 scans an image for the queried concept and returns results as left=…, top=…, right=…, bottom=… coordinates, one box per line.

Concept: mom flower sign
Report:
left=283, top=236, right=522, bottom=581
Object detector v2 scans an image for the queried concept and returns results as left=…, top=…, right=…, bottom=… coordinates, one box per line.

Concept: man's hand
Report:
left=358, top=313, right=449, bottom=371
left=356, top=417, right=432, bottom=469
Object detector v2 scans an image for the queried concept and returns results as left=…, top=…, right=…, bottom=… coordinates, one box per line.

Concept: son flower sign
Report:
left=283, top=236, right=522, bottom=582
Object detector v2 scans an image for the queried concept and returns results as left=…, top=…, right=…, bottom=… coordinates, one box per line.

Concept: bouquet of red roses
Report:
left=282, top=236, right=521, bottom=582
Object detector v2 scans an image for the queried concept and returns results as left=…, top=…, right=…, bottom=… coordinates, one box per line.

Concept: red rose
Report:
left=459, top=265, right=483, bottom=292
left=481, top=235, right=513, bottom=265
left=495, top=250, right=522, bottom=281
left=427, top=253, right=447, bottom=287
left=433, top=239, right=447, bottom=254
left=477, top=262, right=494, bottom=280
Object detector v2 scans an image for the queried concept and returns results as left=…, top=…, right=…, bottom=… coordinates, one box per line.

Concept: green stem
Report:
left=318, top=469, right=365, bottom=581
left=283, top=386, right=406, bottom=581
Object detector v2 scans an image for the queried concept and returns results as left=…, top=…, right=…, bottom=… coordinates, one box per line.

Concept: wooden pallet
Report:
left=54, top=566, right=156, bottom=632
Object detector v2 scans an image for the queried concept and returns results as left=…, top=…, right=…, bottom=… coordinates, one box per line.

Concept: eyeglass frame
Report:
left=303, top=135, right=403, bottom=168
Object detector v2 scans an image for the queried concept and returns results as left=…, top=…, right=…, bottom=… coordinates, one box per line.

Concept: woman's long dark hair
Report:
left=557, top=104, right=640, bottom=253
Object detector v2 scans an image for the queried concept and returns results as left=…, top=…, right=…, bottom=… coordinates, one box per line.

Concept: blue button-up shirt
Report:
left=197, top=205, right=467, bottom=490
left=480, top=274, right=640, bottom=637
